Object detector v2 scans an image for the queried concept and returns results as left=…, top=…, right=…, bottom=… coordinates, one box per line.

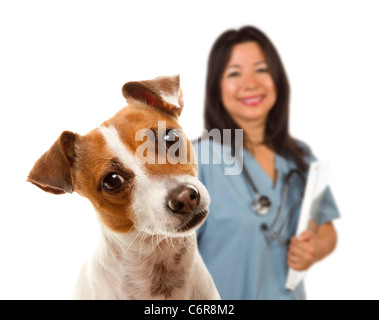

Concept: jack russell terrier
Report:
left=27, top=75, right=220, bottom=300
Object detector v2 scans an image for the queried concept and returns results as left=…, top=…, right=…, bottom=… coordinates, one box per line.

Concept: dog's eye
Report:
left=103, top=173, right=125, bottom=191
left=163, top=129, right=180, bottom=150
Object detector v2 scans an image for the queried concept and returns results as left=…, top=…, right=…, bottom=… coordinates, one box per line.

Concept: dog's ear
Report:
left=27, top=131, right=80, bottom=195
left=122, top=74, right=184, bottom=117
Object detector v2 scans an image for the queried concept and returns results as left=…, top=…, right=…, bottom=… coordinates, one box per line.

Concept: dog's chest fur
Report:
left=75, top=229, right=200, bottom=300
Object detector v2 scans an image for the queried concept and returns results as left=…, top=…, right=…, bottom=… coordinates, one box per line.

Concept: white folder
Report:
left=285, top=160, right=330, bottom=291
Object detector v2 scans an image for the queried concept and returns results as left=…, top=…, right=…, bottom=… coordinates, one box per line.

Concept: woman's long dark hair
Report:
left=204, top=26, right=309, bottom=172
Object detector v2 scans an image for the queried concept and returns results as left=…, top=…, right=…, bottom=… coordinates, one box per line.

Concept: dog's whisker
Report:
left=156, top=221, right=167, bottom=254
left=170, top=236, right=182, bottom=255
left=164, top=236, right=173, bottom=253
left=124, top=229, right=143, bottom=255
left=176, top=235, right=187, bottom=248
left=138, top=231, right=149, bottom=262
left=186, top=235, right=196, bottom=246
left=167, top=240, right=175, bottom=267
left=151, top=233, right=157, bottom=258
left=156, top=234, right=165, bottom=255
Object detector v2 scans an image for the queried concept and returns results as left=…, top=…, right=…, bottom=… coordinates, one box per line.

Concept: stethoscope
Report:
left=242, top=163, right=306, bottom=245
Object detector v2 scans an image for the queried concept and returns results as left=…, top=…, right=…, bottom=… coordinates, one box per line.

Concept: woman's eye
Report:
left=163, top=129, right=180, bottom=150
left=256, top=68, right=269, bottom=73
left=227, top=71, right=240, bottom=78
left=103, top=173, right=125, bottom=191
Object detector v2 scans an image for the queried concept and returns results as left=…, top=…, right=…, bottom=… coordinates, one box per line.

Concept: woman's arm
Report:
left=287, top=221, right=338, bottom=271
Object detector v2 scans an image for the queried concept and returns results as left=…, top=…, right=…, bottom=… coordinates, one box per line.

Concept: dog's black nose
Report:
left=167, top=185, right=200, bottom=215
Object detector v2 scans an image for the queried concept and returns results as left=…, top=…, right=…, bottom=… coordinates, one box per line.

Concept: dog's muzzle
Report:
left=167, top=185, right=199, bottom=215
left=166, top=184, right=207, bottom=232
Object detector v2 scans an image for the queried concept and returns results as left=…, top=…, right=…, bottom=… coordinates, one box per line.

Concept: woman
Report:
left=193, top=26, right=340, bottom=300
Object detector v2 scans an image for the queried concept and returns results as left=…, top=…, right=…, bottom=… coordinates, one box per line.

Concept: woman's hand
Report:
left=287, top=221, right=338, bottom=271
left=287, top=231, right=317, bottom=271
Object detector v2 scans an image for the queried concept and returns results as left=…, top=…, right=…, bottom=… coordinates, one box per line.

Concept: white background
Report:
left=1, top=0, right=378, bottom=300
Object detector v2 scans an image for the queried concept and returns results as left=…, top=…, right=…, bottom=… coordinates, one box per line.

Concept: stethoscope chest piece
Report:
left=243, top=158, right=306, bottom=243
left=252, top=195, right=271, bottom=215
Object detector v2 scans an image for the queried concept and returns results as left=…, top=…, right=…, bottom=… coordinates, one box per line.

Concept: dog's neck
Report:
left=92, top=226, right=197, bottom=299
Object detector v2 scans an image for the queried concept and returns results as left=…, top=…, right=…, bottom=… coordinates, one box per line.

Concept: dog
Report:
left=27, top=75, right=220, bottom=300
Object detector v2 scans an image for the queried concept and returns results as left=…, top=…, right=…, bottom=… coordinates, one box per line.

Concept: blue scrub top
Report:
left=193, top=138, right=340, bottom=300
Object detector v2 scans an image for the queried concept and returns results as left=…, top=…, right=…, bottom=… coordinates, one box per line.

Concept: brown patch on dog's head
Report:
left=73, top=129, right=136, bottom=233
left=102, top=105, right=198, bottom=178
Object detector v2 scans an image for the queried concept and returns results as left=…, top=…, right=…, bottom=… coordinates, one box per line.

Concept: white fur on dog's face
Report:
left=98, top=124, right=210, bottom=236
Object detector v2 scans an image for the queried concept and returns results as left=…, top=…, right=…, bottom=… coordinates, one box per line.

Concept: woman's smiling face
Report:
left=221, top=41, right=277, bottom=127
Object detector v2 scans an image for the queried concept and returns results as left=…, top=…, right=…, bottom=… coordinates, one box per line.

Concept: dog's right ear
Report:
left=27, top=131, right=80, bottom=195
left=122, top=75, right=184, bottom=118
